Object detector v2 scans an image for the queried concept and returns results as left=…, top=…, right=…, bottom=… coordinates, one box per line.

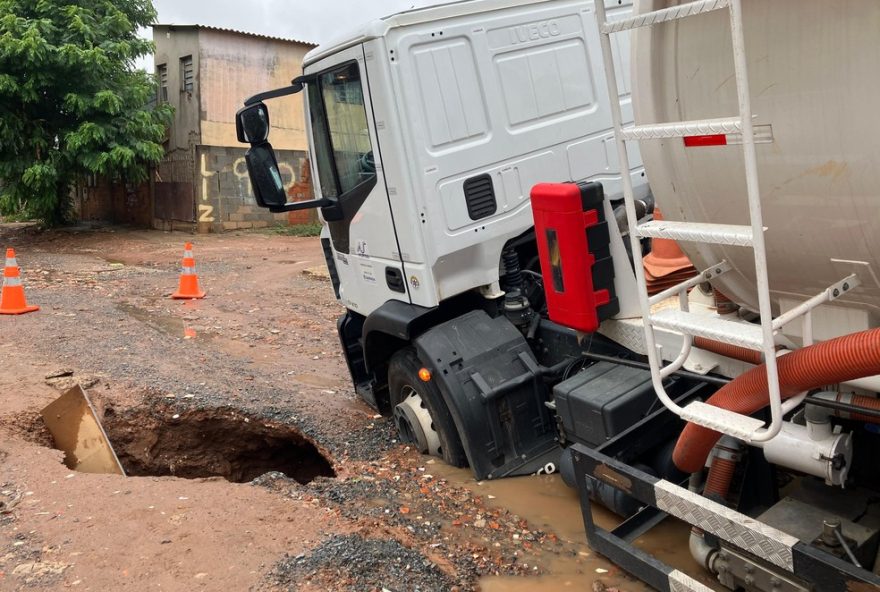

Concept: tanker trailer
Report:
left=568, top=1, right=880, bottom=591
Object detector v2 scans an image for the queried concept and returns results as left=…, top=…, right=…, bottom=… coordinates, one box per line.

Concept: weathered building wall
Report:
left=152, top=25, right=315, bottom=233
left=198, top=29, right=310, bottom=151
left=196, top=146, right=316, bottom=232
left=152, top=27, right=202, bottom=152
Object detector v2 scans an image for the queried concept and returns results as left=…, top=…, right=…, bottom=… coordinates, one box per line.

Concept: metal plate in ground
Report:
left=40, top=385, right=125, bottom=476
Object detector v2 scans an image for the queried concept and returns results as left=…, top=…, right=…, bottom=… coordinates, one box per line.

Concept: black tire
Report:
left=387, top=348, right=468, bottom=468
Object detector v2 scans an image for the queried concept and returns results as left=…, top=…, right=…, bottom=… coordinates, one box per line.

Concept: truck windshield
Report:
left=308, top=62, right=376, bottom=199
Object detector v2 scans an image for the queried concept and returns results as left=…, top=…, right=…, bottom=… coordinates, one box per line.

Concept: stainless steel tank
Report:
left=631, top=0, right=880, bottom=330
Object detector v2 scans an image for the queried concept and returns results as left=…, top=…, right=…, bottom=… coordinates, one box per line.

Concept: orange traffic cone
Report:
left=0, top=248, right=40, bottom=315
left=171, top=243, right=206, bottom=299
left=643, top=209, right=698, bottom=295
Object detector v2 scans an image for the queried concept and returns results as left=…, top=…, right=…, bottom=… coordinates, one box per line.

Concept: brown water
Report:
left=428, top=463, right=721, bottom=592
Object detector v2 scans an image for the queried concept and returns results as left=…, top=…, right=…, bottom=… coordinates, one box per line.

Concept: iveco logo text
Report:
left=509, top=20, right=561, bottom=44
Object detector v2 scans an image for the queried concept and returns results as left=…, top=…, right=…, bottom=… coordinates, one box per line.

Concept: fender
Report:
left=361, top=300, right=437, bottom=373
left=414, top=310, right=560, bottom=480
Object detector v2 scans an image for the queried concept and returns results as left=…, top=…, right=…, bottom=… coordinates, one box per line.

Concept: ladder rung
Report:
left=680, top=401, right=766, bottom=442
left=650, top=309, right=765, bottom=350
left=619, top=116, right=742, bottom=141
left=636, top=221, right=754, bottom=247
left=601, top=0, right=730, bottom=34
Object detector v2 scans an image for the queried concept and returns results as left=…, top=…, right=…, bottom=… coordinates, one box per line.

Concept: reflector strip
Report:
left=684, top=134, right=727, bottom=147
left=684, top=124, right=774, bottom=148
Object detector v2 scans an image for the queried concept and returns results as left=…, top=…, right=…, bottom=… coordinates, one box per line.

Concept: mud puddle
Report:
left=430, top=463, right=720, bottom=591
left=117, top=302, right=190, bottom=337
left=117, top=301, right=220, bottom=341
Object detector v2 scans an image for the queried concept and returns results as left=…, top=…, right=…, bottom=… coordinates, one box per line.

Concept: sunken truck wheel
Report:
left=388, top=348, right=468, bottom=468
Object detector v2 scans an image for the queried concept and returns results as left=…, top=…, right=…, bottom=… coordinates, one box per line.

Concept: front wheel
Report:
left=387, top=348, right=468, bottom=468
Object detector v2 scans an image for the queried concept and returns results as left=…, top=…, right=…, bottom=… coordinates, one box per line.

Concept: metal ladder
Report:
left=594, top=0, right=860, bottom=444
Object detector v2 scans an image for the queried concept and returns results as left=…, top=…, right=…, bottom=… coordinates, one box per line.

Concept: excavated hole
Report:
left=98, top=407, right=336, bottom=484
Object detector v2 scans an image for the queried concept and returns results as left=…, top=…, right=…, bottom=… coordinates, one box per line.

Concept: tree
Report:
left=0, top=0, right=172, bottom=225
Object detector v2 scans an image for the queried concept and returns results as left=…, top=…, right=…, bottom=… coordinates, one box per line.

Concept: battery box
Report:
left=553, top=361, right=661, bottom=447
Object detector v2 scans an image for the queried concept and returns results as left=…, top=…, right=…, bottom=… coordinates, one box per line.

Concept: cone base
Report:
left=0, top=304, right=40, bottom=315
left=171, top=291, right=206, bottom=300
left=644, top=254, right=695, bottom=279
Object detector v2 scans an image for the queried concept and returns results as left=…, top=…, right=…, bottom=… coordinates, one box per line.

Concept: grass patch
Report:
left=267, top=222, right=323, bottom=237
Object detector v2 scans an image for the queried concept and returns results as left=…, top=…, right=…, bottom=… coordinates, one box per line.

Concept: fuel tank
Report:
left=631, top=0, right=880, bottom=331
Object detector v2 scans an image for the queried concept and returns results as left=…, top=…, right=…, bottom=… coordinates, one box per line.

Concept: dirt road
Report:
left=0, top=223, right=659, bottom=592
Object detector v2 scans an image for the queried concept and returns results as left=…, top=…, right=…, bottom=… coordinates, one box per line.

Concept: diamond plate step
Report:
left=650, top=309, right=765, bottom=349
left=601, top=0, right=730, bottom=34
left=636, top=221, right=754, bottom=247
left=619, top=116, right=742, bottom=141
left=680, top=401, right=766, bottom=441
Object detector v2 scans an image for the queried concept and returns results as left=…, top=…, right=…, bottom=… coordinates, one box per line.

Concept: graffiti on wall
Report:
left=198, top=146, right=311, bottom=229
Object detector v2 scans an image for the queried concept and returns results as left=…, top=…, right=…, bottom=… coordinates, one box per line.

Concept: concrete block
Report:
left=251, top=220, right=269, bottom=229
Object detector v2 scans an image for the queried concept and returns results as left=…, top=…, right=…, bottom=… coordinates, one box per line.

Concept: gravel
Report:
left=267, top=534, right=457, bottom=592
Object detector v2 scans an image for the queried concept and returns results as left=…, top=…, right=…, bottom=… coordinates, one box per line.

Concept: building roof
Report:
left=153, top=24, right=316, bottom=47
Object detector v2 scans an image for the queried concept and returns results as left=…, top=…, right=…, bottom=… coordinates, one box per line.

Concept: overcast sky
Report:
left=137, top=0, right=455, bottom=69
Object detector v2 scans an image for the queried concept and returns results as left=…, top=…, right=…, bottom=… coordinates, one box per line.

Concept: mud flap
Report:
left=414, top=310, right=559, bottom=480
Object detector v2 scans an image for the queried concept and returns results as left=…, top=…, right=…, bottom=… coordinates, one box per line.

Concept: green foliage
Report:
left=0, top=0, right=173, bottom=225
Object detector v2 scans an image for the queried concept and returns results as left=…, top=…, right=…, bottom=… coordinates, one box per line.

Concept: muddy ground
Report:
left=0, top=223, right=701, bottom=592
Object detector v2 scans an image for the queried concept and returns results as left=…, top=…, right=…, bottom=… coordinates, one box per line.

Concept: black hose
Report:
left=501, top=247, right=524, bottom=293
left=805, top=396, right=880, bottom=420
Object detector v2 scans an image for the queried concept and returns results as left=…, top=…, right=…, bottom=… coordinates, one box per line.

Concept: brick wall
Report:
left=195, top=145, right=316, bottom=232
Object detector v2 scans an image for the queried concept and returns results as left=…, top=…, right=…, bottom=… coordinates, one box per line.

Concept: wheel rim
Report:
left=393, top=385, right=442, bottom=457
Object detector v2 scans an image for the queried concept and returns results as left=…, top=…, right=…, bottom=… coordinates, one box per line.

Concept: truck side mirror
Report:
left=236, top=99, right=333, bottom=214
left=244, top=143, right=288, bottom=209
left=236, top=102, right=270, bottom=144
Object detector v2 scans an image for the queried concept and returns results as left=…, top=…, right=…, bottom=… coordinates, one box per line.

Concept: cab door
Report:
left=304, top=45, right=407, bottom=316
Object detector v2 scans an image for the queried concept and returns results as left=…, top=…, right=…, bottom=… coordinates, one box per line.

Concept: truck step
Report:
left=619, top=116, right=742, bottom=141
left=650, top=309, right=765, bottom=350
left=636, top=220, right=754, bottom=247
left=601, top=0, right=730, bottom=34
left=680, top=401, right=766, bottom=441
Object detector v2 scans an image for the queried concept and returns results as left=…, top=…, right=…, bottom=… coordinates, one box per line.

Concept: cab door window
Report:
left=308, top=62, right=376, bottom=199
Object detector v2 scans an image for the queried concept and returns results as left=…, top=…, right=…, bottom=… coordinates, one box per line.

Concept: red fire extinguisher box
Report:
left=530, top=181, right=618, bottom=333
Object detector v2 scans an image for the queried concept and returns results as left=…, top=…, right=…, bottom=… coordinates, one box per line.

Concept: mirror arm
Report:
left=268, top=197, right=334, bottom=214
left=244, top=85, right=302, bottom=106
left=243, top=75, right=316, bottom=106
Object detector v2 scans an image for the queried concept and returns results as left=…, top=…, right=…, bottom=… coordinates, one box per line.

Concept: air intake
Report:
left=463, top=174, right=497, bottom=221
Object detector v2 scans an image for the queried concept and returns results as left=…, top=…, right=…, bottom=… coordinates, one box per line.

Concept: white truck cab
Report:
left=297, top=0, right=648, bottom=315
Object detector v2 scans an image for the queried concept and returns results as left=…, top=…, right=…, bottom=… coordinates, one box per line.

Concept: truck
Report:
left=236, top=1, right=880, bottom=590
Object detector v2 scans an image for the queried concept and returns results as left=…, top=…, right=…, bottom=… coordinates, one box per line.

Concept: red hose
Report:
left=703, top=456, right=738, bottom=501
left=674, top=328, right=880, bottom=473
left=694, top=337, right=764, bottom=366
